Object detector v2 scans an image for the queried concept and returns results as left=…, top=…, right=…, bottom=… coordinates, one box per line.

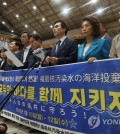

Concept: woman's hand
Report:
left=88, top=57, right=97, bottom=63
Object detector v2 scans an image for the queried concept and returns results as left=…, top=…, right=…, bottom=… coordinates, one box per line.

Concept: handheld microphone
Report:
left=35, top=51, right=48, bottom=73
left=0, top=54, right=43, bottom=111
left=34, top=60, right=41, bottom=68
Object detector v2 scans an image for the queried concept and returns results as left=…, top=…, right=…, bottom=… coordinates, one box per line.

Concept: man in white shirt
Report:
left=109, top=11, right=120, bottom=58
left=13, top=32, right=33, bottom=69
left=99, top=22, right=112, bottom=46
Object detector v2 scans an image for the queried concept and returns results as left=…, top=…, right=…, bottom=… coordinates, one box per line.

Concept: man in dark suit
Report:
left=17, top=32, right=33, bottom=69
left=0, top=48, right=12, bottom=71
left=9, top=39, right=23, bottom=54
left=45, top=20, right=78, bottom=65
left=99, top=22, right=112, bottom=46
left=9, top=32, right=33, bottom=69
left=26, top=34, right=47, bottom=134
left=29, top=34, right=43, bottom=68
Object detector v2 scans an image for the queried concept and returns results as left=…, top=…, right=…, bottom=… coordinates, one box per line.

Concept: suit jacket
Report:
left=78, top=38, right=110, bottom=62
left=14, top=47, right=33, bottom=69
left=0, top=60, right=13, bottom=71
left=28, top=54, right=41, bottom=68
left=109, top=34, right=120, bottom=58
left=51, top=37, right=78, bottom=65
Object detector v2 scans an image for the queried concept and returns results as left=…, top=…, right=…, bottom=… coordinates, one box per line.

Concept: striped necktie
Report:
left=55, top=40, right=61, bottom=55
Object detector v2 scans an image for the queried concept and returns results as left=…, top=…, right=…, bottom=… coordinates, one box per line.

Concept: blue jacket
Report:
left=104, top=37, right=112, bottom=46
left=78, top=38, right=110, bottom=62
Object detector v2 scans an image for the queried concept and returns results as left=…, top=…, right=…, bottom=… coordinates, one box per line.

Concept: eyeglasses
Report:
left=10, top=44, right=15, bottom=47
left=10, top=42, right=16, bottom=47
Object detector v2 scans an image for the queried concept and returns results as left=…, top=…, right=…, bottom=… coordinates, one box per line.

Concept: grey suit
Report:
left=109, top=34, right=120, bottom=58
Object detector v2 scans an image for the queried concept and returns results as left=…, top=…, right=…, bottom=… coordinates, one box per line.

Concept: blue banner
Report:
left=0, top=59, right=120, bottom=134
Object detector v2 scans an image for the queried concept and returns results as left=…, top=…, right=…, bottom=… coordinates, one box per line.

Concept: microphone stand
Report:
left=3, top=54, right=48, bottom=110
left=0, top=60, right=41, bottom=112
left=0, top=51, right=48, bottom=112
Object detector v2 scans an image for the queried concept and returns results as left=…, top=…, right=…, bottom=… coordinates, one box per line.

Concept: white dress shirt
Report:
left=23, top=45, right=31, bottom=63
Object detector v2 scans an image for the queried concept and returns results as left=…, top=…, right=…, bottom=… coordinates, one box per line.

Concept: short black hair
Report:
left=15, top=41, right=24, bottom=50
left=82, top=16, right=100, bottom=38
left=0, top=123, right=8, bottom=134
left=100, top=22, right=107, bottom=32
left=21, top=31, right=31, bottom=38
left=0, top=48, right=7, bottom=52
left=54, top=20, right=68, bottom=35
left=30, top=34, right=42, bottom=43
left=10, top=39, right=23, bottom=50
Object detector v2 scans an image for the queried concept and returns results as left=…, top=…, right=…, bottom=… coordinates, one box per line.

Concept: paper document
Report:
left=5, top=50, right=24, bottom=67
left=33, top=48, right=46, bottom=61
left=45, top=56, right=50, bottom=61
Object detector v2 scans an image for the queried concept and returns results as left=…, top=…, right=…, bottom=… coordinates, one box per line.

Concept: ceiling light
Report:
left=25, top=24, right=28, bottom=28
left=96, top=8, right=103, bottom=14
left=80, top=0, right=98, bottom=8
left=91, top=0, right=98, bottom=4
left=33, top=31, right=36, bottom=34
left=62, top=8, right=70, bottom=15
left=3, top=2, right=7, bottom=6
left=50, top=25, right=53, bottom=28
left=2, top=21, right=5, bottom=24
left=16, top=14, right=19, bottom=18
left=42, top=18, right=45, bottom=21
left=33, top=6, right=37, bottom=10
left=53, top=0, right=61, bottom=4
left=11, top=30, right=14, bottom=33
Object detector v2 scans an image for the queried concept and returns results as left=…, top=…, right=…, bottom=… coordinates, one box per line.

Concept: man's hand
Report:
left=42, top=59, right=49, bottom=66
left=7, top=59, right=15, bottom=66
left=48, top=57, right=58, bottom=65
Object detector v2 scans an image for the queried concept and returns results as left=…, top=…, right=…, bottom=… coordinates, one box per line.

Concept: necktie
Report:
left=56, top=40, right=61, bottom=55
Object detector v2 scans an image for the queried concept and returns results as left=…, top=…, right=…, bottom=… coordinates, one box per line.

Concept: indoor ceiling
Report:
left=0, top=0, right=120, bottom=41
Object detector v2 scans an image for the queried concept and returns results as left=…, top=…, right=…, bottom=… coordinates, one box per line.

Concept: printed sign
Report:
left=0, top=59, right=120, bottom=134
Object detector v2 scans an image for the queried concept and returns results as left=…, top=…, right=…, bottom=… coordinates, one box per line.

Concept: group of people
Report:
left=0, top=12, right=120, bottom=133
left=0, top=13, right=120, bottom=71
left=0, top=13, right=119, bottom=72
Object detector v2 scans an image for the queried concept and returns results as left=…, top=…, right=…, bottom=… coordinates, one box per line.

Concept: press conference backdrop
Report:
left=0, top=59, right=120, bottom=134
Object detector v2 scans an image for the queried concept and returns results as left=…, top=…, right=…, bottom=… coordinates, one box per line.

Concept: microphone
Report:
left=33, top=48, right=46, bottom=61
left=37, top=54, right=49, bottom=74
left=0, top=52, right=44, bottom=111
left=33, top=48, right=49, bottom=71
left=0, top=48, right=49, bottom=111
left=32, top=59, right=41, bottom=68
